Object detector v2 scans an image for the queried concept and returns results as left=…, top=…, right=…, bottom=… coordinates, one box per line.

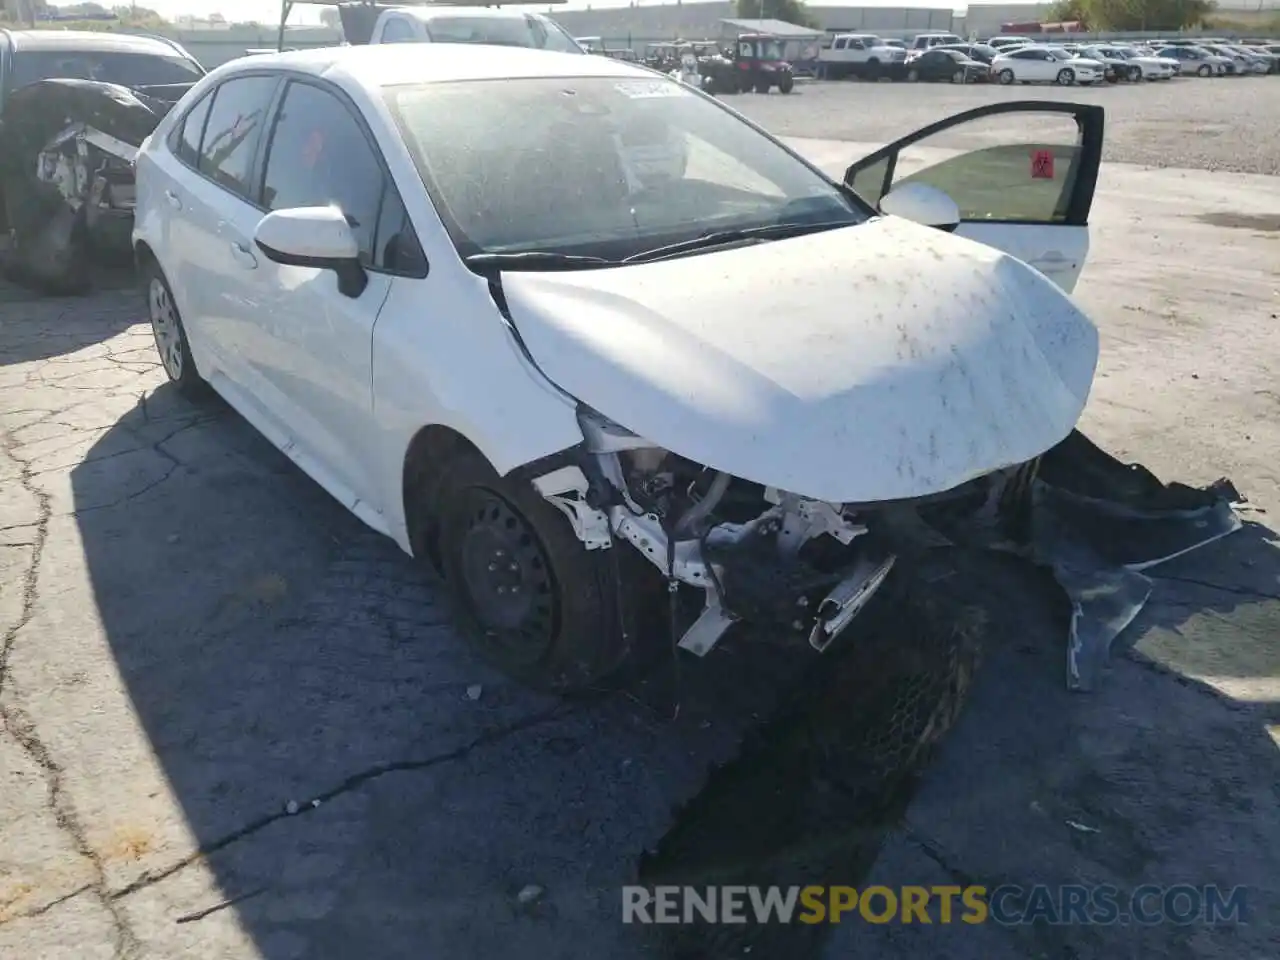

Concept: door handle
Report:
left=229, top=240, right=258, bottom=270
left=164, top=189, right=182, bottom=210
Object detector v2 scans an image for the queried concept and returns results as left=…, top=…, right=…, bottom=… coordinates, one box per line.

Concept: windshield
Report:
left=385, top=76, right=866, bottom=261
left=9, top=49, right=204, bottom=91
left=423, top=14, right=582, bottom=52
left=752, top=40, right=784, bottom=60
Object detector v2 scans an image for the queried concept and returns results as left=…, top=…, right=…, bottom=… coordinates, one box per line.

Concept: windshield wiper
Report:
left=622, top=220, right=856, bottom=264
left=464, top=251, right=616, bottom=272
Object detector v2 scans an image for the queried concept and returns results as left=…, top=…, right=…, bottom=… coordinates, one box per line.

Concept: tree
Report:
left=1047, top=0, right=1215, bottom=30
left=735, top=0, right=819, bottom=29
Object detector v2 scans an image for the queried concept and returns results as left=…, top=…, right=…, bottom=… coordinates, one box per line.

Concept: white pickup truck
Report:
left=337, top=3, right=584, bottom=52
left=817, top=33, right=910, bottom=80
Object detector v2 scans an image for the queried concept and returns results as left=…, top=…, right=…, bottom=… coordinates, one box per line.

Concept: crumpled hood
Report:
left=502, top=216, right=1099, bottom=504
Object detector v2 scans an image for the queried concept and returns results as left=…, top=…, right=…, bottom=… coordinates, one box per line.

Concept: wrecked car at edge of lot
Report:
left=0, top=30, right=204, bottom=293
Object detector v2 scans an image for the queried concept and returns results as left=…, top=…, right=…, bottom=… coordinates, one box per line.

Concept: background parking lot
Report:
left=1, top=82, right=1278, bottom=960
left=730, top=78, right=1280, bottom=176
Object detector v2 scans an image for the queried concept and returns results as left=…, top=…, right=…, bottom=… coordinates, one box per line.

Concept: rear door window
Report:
left=197, top=75, right=279, bottom=201
left=173, top=90, right=215, bottom=166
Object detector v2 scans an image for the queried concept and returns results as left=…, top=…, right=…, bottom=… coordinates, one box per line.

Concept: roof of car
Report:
left=216, top=42, right=646, bottom=88
left=2, top=29, right=183, bottom=55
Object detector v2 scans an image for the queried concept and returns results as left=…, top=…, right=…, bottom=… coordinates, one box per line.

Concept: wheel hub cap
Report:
left=148, top=278, right=184, bottom=380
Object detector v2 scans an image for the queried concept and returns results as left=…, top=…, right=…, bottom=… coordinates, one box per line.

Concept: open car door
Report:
left=843, top=101, right=1104, bottom=293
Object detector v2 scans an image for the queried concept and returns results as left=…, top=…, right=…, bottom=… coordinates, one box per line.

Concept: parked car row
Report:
left=891, top=35, right=1278, bottom=86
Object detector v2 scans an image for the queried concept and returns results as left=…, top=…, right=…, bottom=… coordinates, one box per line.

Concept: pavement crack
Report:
left=0, top=883, right=94, bottom=926
left=903, top=825, right=982, bottom=888
left=0, top=427, right=142, bottom=959
left=110, top=700, right=582, bottom=901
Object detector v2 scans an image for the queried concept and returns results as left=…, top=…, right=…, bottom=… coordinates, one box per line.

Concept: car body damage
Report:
left=0, top=78, right=188, bottom=293
left=494, top=235, right=1237, bottom=690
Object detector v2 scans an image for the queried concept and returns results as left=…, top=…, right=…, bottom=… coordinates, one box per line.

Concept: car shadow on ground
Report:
left=69, top=386, right=1280, bottom=960
left=0, top=268, right=140, bottom=367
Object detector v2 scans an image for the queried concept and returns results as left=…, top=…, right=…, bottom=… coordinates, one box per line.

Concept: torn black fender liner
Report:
left=1032, top=430, right=1243, bottom=690
left=0, top=79, right=170, bottom=292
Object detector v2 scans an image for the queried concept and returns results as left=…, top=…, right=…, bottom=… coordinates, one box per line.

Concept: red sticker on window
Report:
left=1031, top=149, right=1055, bottom=179
left=302, top=129, right=325, bottom=168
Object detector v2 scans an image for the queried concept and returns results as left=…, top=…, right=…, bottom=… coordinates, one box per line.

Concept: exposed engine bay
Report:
left=530, top=407, right=1243, bottom=691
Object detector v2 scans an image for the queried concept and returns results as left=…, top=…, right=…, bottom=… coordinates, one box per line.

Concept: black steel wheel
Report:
left=432, top=450, right=642, bottom=692
left=451, top=486, right=556, bottom=668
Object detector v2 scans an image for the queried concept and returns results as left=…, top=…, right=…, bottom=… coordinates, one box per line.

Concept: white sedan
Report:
left=1095, top=45, right=1176, bottom=80
left=133, top=45, right=1104, bottom=690
left=990, top=45, right=1103, bottom=85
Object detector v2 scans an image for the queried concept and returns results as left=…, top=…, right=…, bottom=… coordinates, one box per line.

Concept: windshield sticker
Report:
left=613, top=80, right=688, bottom=98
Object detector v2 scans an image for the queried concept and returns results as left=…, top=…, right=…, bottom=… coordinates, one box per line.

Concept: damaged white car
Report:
left=133, top=45, right=1238, bottom=692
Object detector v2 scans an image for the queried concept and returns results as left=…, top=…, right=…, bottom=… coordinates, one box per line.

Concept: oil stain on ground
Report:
left=635, top=551, right=987, bottom=959
left=1195, top=212, right=1280, bottom=232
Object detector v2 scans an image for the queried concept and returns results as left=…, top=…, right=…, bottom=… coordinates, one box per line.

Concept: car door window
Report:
left=171, top=89, right=214, bottom=167
left=853, top=111, right=1088, bottom=223
left=197, top=75, right=278, bottom=200
left=381, top=17, right=415, bottom=42
left=260, top=80, right=423, bottom=273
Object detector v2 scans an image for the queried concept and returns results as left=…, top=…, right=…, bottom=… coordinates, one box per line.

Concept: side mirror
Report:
left=878, top=182, right=961, bottom=232
left=254, top=206, right=368, bottom=298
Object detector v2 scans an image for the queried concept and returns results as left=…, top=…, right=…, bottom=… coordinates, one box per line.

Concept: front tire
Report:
left=998, top=67, right=1015, bottom=84
left=1127, top=65, right=1142, bottom=81
left=907, top=67, right=919, bottom=82
left=778, top=73, right=794, bottom=93
left=1198, top=63, right=1211, bottom=77
left=433, top=451, right=634, bottom=693
left=1056, top=67, right=1075, bottom=85
left=142, top=260, right=206, bottom=397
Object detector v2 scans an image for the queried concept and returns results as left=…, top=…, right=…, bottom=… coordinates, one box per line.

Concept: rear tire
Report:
left=1056, top=67, right=1075, bottom=85
left=433, top=450, right=635, bottom=693
left=1198, top=63, right=1211, bottom=77
left=998, top=67, right=1015, bottom=84
left=778, top=73, right=794, bottom=93
left=142, top=259, right=207, bottom=398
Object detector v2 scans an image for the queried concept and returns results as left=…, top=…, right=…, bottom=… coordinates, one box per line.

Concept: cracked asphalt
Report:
left=1, top=139, right=1279, bottom=960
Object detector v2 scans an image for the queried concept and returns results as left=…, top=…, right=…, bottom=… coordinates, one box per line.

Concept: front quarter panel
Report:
left=371, top=266, right=585, bottom=553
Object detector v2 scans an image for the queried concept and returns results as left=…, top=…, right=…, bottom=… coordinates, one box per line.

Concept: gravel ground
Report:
left=731, top=76, right=1280, bottom=176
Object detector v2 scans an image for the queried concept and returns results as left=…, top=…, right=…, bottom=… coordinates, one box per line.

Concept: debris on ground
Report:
left=515, top=884, right=545, bottom=905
